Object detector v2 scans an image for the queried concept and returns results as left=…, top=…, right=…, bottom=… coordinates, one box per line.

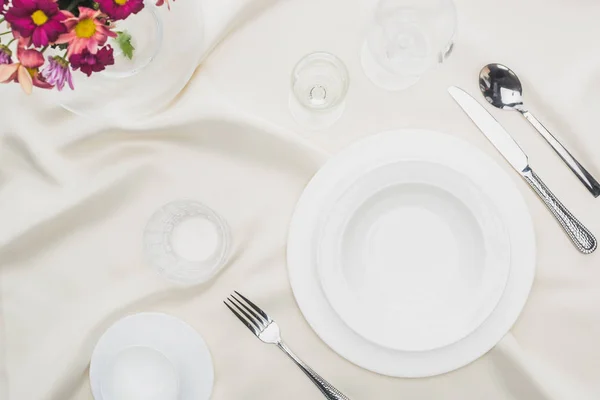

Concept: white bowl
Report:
left=318, top=160, right=511, bottom=351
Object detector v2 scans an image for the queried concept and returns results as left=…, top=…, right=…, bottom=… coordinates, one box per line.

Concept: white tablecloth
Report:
left=2, top=0, right=600, bottom=399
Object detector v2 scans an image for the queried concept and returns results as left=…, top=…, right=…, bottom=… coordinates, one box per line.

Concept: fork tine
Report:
left=231, top=293, right=268, bottom=326
left=224, top=300, right=260, bottom=336
left=226, top=296, right=264, bottom=331
left=234, top=291, right=271, bottom=322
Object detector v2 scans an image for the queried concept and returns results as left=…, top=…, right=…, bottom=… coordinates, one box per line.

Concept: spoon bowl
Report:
left=479, top=64, right=525, bottom=111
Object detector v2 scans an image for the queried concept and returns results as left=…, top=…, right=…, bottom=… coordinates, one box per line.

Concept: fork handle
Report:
left=277, top=342, right=351, bottom=400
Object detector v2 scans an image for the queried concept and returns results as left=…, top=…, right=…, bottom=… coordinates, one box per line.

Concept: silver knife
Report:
left=448, top=86, right=597, bottom=254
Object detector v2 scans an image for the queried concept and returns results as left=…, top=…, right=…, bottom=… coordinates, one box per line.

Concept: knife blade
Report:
left=448, top=86, right=530, bottom=174
left=447, top=85, right=596, bottom=254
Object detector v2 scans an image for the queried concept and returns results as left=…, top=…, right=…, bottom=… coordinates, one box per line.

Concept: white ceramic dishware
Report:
left=90, top=313, right=214, bottom=400
left=287, top=129, right=536, bottom=377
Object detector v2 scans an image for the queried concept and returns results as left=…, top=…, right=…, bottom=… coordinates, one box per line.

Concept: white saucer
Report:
left=317, top=159, right=511, bottom=352
left=90, top=313, right=213, bottom=400
left=287, top=130, right=536, bottom=377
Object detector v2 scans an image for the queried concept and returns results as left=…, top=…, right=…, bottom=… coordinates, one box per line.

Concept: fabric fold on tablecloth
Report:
left=492, top=335, right=596, bottom=400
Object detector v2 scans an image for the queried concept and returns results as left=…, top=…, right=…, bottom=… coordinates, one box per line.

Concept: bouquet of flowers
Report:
left=0, top=0, right=172, bottom=94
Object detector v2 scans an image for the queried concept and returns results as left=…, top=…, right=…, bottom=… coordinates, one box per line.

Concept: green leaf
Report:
left=51, top=43, right=69, bottom=51
left=116, top=30, right=135, bottom=60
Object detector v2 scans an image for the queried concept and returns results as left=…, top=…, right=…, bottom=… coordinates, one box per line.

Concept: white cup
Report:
left=101, top=346, right=180, bottom=400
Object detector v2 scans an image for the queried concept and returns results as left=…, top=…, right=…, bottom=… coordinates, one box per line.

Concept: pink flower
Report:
left=4, top=0, right=67, bottom=47
left=96, top=0, right=144, bottom=21
left=42, top=55, right=74, bottom=91
left=155, top=0, right=174, bottom=9
left=70, top=45, right=114, bottom=77
left=0, top=42, right=52, bottom=94
left=1, top=0, right=8, bottom=15
left=55, top=7, right=117, bottom=57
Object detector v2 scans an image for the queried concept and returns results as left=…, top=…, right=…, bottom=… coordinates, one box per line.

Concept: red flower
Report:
left=69, top=45, right=115, bottom=77
left=96, top=0, right=144, bottom=21
left=5, top=0, right=67, bottom=47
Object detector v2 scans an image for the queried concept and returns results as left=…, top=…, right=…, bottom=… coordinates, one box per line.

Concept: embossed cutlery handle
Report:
left=523, top=168, right=597, bottom=254
left=522, top=111, right=600, bottom=198
left=277, top=342, right=351, bottom=400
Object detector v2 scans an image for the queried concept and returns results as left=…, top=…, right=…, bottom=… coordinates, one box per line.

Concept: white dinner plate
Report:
left=90, top=313, right=214, bottom=400
left=287, top=129, right=536, bottom=377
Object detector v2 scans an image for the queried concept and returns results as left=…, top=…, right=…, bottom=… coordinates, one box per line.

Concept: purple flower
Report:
left=96, top=0, right=144, bottom=21
left=69, top=45, right=114, bottom=77
left=5, top=0, right=67, bottom=47
left=0, top=45, right=12, bottom=65
left=41, top=55, right=74, bottom=91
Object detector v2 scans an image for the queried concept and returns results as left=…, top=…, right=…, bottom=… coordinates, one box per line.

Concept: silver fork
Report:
left=225, top=291, right=351, bottom=400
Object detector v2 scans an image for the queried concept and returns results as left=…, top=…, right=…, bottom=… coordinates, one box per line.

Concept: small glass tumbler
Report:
left=361, top=0, right=457, bottom=91
left=143, top=200, right=231, bottom=285
left=289, top=52, right=350, bottom=130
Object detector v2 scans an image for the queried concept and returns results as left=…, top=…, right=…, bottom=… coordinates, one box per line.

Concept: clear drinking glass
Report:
left=289, top=52, right=350, bottom=130
left=361, top=0, right=457, bottom=91
left=143, top=200, right=232, bottom=285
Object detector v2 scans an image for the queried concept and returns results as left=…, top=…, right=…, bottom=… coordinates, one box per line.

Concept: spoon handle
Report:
left=522, top=167, right=597, bottom=254
left=521, top=110, right=600, bottom=198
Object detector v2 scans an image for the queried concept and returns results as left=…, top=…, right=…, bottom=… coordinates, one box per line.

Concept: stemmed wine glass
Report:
left=361, top=0, right=457, bottom=91
left=289, top=52, right=350, bottom=130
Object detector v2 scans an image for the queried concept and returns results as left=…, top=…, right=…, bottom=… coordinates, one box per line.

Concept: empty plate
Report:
left=318, top=159, right=511, bottom=351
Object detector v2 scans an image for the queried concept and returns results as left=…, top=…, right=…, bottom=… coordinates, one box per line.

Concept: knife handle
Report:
left=523, top=168, right=597, bottom=254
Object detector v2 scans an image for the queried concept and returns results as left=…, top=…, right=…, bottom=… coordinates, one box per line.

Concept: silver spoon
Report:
left=479, top=63, right=600, bottom=198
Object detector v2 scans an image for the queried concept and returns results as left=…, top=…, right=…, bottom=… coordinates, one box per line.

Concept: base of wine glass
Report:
left=361, top=41, right=421, bottom=91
